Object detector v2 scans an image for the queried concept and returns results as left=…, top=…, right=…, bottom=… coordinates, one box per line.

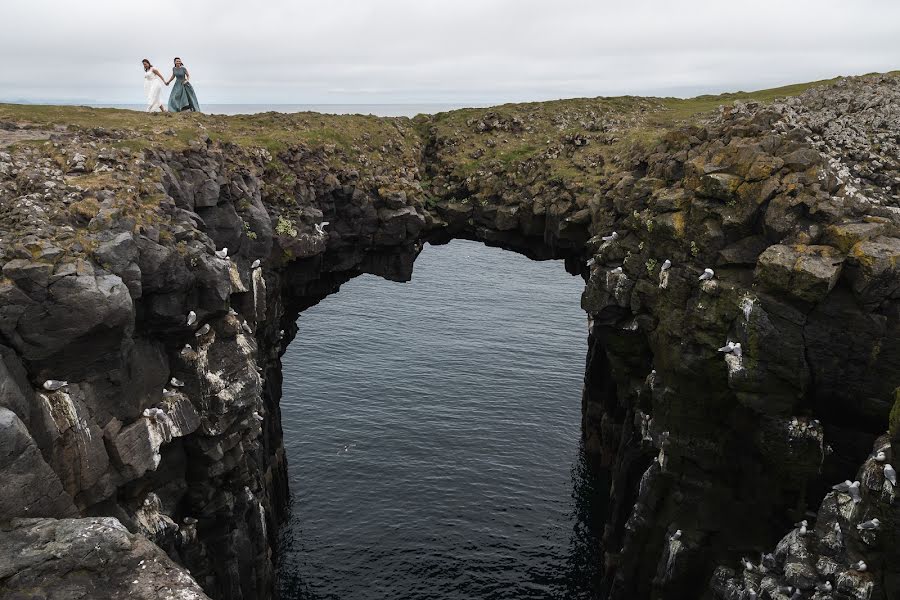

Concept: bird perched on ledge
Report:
left=699, top=268, right=715, bottom=281
left=601, top=231, right=618, bottom=242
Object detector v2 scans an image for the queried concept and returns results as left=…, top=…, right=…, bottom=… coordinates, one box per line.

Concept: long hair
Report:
left=142, top=59, right=152, bottom=71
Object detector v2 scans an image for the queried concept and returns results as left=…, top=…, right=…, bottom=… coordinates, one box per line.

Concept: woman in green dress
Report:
left=165, top=57, right=201, bottom=113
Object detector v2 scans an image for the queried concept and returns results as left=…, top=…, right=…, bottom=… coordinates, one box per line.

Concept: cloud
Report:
left=1, top=0, right=897, bottom=104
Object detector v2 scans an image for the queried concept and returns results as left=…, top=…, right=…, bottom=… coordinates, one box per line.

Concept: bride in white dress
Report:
left=142, top=59, right=168, bottom=112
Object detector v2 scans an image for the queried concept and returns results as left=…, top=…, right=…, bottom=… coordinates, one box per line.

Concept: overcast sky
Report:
left=1, top=0, right=898, bottom=105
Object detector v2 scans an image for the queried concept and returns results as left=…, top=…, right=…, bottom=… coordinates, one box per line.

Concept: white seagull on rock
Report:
left=251, top=259, right=261, bottom=269
left=671, top=529, right=681, bottom=541
left=816, top=581, right=833, bottom=593
left=215, top=247, right=228, bottom=259
left=601, top=231, right=619, bottom=242
left=180, top=344, right=193, bottom=356
left=718, top=341, right=742, bottom=357
left=699, top=268, right=715, bottom=281
left=186, top=311, right=197, bottom=326
left=611, top=266, right=623, bottom=274
left=162, top=388, right=178, bottom=398
left=586, top=257, right=596, bottom=267
left=857, top=518, right=880, bottom=531
left=253, top=411, right=264, bottom=422
left=195, top=324, right=211, bottom=336
left=875, top=450, right=887, bottom=462
left=848, top=480, right=862, bottom=503
left=314, top=221, right=330, bottom=235
left=660, top=259, right=671, bottom=272
left=854, top=560, right=867, bottom=572
left=169, top=377, right=185, bottom=388
left=832, top=480, right=852, bottom=493
left=884, top=464, right=897, bottom=486
left=42, top=380, right=68, bottom=391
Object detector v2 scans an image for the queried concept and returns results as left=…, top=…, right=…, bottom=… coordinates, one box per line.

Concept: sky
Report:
left=1, top=0, right=898, bottom=106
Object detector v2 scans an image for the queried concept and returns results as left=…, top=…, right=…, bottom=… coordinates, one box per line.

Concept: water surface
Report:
left=277, top=240, right=607, bottom=599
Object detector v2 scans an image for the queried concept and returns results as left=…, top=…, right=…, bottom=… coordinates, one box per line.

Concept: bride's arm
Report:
left=153, top=68, right=167, bottom=84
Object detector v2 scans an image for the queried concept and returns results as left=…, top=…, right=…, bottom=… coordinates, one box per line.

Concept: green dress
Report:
left=168, top=66, right=200, bottom=112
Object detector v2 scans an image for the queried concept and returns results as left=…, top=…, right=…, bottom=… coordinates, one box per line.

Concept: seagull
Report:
left=228, top=308, right=237, bottom=316
left=875, top=451, right=887, bottom=462
left=601, top=231, right=619, bottom=242
left=180, top=344, right=193, bottom=356
left=660, top=259, right=671, bottom=272
left=611, top=266, right=623, bottom=274
left=816, top=581, right=833, bottom=593
left=215, top=247, right=228, bottom=259
left=671, top=529, right=682, bottom=541
left=253, top=411, right=264, bottom=422
left=885, top=464, right=897, bottom=486
left=162, top=388, right=178, bottom=398
left=169, top=377, right=185, bottom=388
left=857, top=518, right=880, bottom=530
left=848, top=480, right=862, bottom=503
left=699, top=268, right=715, bottom=281
left=314, top=222, right=329, bottom=235
left=276, top=329, right=285, bottom=340
left=42, top=380, right=68, bottom=391
left=741, top=557, right=754, bottom=571
left=854, top=560, right=867, bottom=572
left=241, top=321, right=253, bottom=334
left=186, top=310, right=197, bottom=326
left=251, top=259, right=261, bottom=269
left=718, top=341, right=738, bottom=353
left=195, top=324, right=211, bottom=336
left=586, top=257, right=596, bottom=267
left=832, top=480, right=853, bottom=493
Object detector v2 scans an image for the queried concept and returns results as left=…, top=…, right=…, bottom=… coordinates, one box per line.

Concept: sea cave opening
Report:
left=274, top=239, right=609, bottom=600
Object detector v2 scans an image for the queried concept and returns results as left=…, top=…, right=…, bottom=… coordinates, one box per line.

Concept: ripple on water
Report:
left=277, top=240, right=608, bottom=600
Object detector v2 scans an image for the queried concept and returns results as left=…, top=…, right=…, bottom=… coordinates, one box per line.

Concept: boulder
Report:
left=0, top=517, right=210, bottom=599
left=755, top=244, right=844, bottom=303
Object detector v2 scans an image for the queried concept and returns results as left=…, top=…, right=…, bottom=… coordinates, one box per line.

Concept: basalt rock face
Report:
left=0, top=517, right=211, bottom=600
left=0, top=72, right=899, bottom=600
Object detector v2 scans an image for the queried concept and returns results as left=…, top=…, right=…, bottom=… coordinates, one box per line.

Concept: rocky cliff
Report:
left=0, top=71, right=898, bottom=600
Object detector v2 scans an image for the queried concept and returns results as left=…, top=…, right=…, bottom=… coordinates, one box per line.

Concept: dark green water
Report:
left=277, top=239, right=607, bottom=599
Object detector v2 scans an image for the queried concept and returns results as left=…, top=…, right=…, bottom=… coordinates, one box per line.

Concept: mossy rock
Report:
left=890, top=387, right=900, bottom=440
left=755, top=244, right=844, bottom=303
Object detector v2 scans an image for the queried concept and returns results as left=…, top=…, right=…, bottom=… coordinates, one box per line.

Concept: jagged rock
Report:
left=0, top=72, right=898, bottom=600
left=0, top=517, right=210, bottom=599
left=0, top=408, right=77, bottom=519
left=755, top=244, right=844, bottom=303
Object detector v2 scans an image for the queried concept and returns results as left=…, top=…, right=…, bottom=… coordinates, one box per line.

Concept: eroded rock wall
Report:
left=1, top=72, right=899, bottom=600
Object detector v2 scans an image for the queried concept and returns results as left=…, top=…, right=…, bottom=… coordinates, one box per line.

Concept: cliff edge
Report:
left=0, top=71, right=898, bottom=599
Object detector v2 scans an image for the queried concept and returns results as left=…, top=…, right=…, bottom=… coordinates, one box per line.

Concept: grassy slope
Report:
left=1, top=72, right=894, bottom=185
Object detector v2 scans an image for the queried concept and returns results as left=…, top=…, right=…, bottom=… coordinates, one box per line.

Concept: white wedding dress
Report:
left=144, top=68, right=165, bottom=112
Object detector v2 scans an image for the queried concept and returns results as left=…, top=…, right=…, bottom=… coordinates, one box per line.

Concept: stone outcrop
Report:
left=0, top=71, right=898, bottom=599
left=0, top=517, right=210, bottom=599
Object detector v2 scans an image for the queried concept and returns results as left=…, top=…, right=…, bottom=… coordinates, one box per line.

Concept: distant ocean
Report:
left=277, top=240, right=608, bottom=600
left=88, top=103, right=488, bottom=117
